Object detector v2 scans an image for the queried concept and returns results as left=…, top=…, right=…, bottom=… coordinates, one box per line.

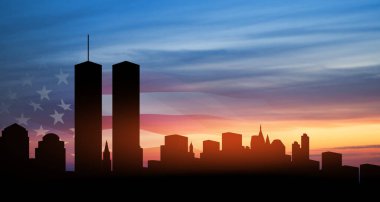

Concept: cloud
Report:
left=330, top=145, right=380, bottom=150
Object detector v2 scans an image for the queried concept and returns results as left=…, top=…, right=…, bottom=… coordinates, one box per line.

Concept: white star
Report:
left=37, top=86, right=52, bottom=100
left=0, top=103, right=10, bottom=114
left=8, top=90, right=17, bottom=100
left=55, top=69, right=69, bottom=85
left=16, top=114, right=30, bottom=126
left=58, top=99, right=72, bottom=111
left=34, top=125, right=49, bottom=136
left=50, top=110, right=64, bottom=125
left=22, top=74, right=33, bottom=86
left=29, top=101, right=43, bottom=111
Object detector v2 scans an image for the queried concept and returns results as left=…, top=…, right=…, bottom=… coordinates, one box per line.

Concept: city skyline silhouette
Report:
left=0, top=53, right=379, bottom=186
left=2, top=1, right=380, bottom=198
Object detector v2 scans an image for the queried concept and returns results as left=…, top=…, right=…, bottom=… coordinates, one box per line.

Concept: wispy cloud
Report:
left=330, top=145, right=380, bottom=150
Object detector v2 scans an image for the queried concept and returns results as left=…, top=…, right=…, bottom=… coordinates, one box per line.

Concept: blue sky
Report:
left=1, top=0, right=380, bottom=169
left=1, top=0, right=380, bottom=125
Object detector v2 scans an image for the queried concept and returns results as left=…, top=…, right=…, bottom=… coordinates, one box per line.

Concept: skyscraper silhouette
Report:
left=112, top=61, right=143, bottom=174
left=102, top=141, right=111, bottom=173
left=0, top=123, right=29, bottom=172
left=301, top=133, right=309, bottom=160
left=35, top=133, right=65, bottom=173
left=75, top=61, right=102, bottom=174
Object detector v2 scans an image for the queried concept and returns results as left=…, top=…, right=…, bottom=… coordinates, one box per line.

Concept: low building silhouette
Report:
left=341, top=165, right=359, bottom=184
left=200, top=140, right=220, bottom=160
left=322, top=151, right=342, bottom=172
left=149, top=134, right=195, bottom=172
left=35, top=133, right=66, bottom=173
left=360, top=164, right=380, bottom=185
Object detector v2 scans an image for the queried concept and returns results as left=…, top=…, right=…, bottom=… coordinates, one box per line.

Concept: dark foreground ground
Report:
left=0, top=172, right=378, bottom=200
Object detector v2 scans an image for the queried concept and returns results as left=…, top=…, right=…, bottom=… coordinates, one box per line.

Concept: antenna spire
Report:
left=87, top=34, right=90, bottom=61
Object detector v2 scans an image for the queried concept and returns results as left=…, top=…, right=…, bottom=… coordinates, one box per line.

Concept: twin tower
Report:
left=75, top=60, right=142, bottom=175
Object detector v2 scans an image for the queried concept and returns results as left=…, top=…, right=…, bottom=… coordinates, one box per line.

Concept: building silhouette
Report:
left=301, top=133, right=309, bottom=160
left=292, top=141, right=302, bottom=162
left=200, top=140, right=220, bottom=160
left=112, top=61, right=143, bottom=175
left=0, top=123, right=29, bottom=172
left=250, top=125, right=266, bottom=154
left=75, top=61, right=102, bottom=174
left=322, top=151, right=342, bottom=172
left=222, top=132, right=243, bottom=156
left=161, top=134, right=193, bottom=163
left=320, top=151, right=359, bottom=183
left=148, top=134, right=195, bottom=172
left=35, top=133, right=65, bottom=173
left=189, top=142, right=195, bottom=158
left=360, top=164, right=380, bottom=185
left=102, top=141, right=111, bottom=173
left=291, top=134, right=319, bottom=173
left=341, top=165, right=359, bottom=184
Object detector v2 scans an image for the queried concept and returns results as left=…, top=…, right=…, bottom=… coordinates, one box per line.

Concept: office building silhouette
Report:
left=200, top=140, right=220, bottom=159
left=161, top=134, right=193, bottom=163
left=35, top=133, right=66, bottom=173
left=0, top=123, right=29, bottom=172
left=292, top=134, right=310, bottom=163
left=271, top=139, right=286, bottom=156
left=360, top=164, right=380, bottom=185
left=102, top=141, right=111, bottom=173
left=322, top=151, right=342, bottom=172
left=291, top=134, right=319, bottom=173
left=75, top=61, right=102, bottom=174
left=112, top=61, right=143, bottom=174
left=148, top=134, right=195, bottom=171
left=341, top=165, right=359, bottom=184
left=222, top=132, right=243, bottom=156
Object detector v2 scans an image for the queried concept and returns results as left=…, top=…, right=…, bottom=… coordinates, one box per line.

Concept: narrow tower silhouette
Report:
left=301, top=133, right=309, bottom=160
left=112, top=61, right=143, bottom=174
left=102, top=141, right=111, bottom=173
left=74, top=35, right=102, bottom=174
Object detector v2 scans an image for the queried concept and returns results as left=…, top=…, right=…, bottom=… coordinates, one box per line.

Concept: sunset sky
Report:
left=1, top=0, right=380, bottom=170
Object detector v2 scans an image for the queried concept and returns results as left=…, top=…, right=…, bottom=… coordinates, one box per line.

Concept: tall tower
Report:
left=301, top=133, right=309, bottom=160
left=112, top=61, right=143, bottom=174
left=74, top=42, right=102, bottom=174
